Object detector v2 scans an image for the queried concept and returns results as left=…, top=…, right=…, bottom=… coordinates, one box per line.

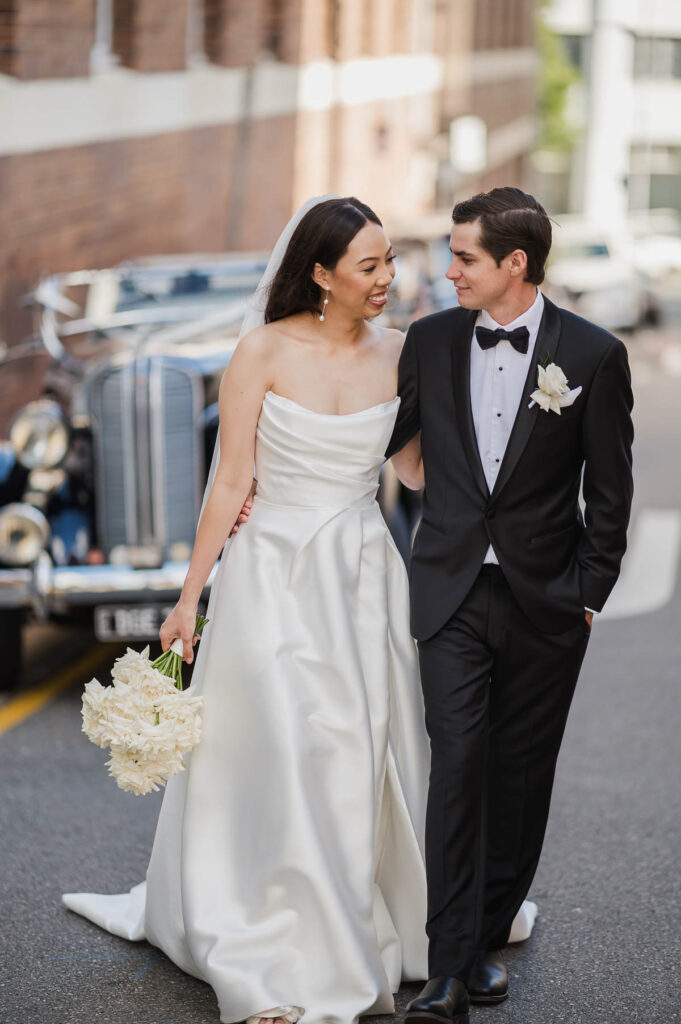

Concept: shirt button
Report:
left=498, top=367, right=503, bottom=372
left=495, top=458, right=500, bottom=463
left=497, top=411, right=502, bottom=417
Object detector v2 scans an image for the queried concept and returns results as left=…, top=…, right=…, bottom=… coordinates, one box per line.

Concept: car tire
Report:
left=0, top=609, right=24, bottom=692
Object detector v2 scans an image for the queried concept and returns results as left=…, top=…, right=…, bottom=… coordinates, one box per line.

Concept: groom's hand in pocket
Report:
left=584, top=610, right=594, bottom=629
left=230, top=478, right=257, bottom=535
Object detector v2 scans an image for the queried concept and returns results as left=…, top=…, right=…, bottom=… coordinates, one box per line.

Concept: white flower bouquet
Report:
left=81, top=615, right=208, bottom=795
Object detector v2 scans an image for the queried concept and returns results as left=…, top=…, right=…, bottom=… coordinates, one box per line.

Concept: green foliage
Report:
left=536, top=2, right=581, bottom=152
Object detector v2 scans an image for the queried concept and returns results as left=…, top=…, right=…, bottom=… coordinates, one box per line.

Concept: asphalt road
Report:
left=1, top=326, right=680, bottom=1024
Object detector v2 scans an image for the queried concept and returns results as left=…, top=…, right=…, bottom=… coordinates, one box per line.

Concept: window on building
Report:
left=561, top=34, right=586, bottom=72
left=0, top=8, right=15, bottom=75
left=375, top=120, right=390, bottom=153
left=629, top=145, right=681, bottom=215
left=634, top=37, right=681, bottom=78
left=264, top=0, right=285, bottom=60
left=650, top=161, right=681, bottom=213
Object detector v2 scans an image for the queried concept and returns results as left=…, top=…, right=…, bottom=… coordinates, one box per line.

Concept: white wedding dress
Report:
left=63, top=390, right=536, bottom=1024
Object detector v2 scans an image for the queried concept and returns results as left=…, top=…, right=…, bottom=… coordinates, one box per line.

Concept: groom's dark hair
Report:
left=265, top=197, right=382, bottom=323
left=452, top=187, right=552, bottom=285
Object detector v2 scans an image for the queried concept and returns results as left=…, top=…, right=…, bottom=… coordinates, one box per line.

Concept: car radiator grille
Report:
left=88, top=357, right=205, bottom=558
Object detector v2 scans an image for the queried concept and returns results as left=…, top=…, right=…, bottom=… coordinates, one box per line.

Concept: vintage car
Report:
left=0, top=257, right=418, bottom=688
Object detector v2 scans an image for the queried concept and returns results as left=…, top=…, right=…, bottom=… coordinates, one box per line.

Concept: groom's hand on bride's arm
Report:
left=230, top=478, right=257, bottom=535
left=391, top=432, right=424, bottom=490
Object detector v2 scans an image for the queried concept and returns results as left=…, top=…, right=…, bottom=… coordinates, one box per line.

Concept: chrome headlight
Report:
left=0, top=503, right=50, bottom=566
left=9, top=399, right=69, bottom=469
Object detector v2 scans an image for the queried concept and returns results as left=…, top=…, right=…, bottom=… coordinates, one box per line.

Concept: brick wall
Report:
left=263, top=0, right=301, bottom=64
left=204, top=0, right=266, bottom=66
left=0, top=0, right=94, bottom=78
left=475, top=0, right=535, bottom=50
left=474, top=152, right=531, bottom=196
left=114, top=0, right=190, bottom=72
left=435, top=0, right=474, bottom=123
left=472, top=0, right=536, bottom=192
left=473, top=76, right=536, bottom=133
left=0, top=0, right=539, bottom=362
left=227, top=113, right=297, bottom=249
left=293, top=95, right=436, bottom=224
left=0, top=117, right=297, bottom=349
left=298, top=0, right=336, bottom=63
left=204, top=0, right=302, bottom=67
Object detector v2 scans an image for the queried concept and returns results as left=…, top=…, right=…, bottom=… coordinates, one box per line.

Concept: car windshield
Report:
left=113, top=263, right=267, bottom=316
left=34, top=258, right=268, bottom=360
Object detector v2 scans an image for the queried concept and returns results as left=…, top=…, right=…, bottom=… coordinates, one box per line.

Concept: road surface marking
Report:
left=0, top=645, right=106, bottom=737
left=600, top=508, right=681, bottom=620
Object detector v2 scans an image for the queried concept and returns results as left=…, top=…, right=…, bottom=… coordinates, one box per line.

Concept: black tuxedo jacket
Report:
left=386, top=295, right=634, bottom=639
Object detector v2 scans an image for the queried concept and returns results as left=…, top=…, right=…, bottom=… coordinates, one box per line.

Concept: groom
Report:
left=387, top=187, right=633, bottom=1022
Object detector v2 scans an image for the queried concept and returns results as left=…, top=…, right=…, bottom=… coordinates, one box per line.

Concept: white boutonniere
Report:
left=529, top=358, right=582, bottom=415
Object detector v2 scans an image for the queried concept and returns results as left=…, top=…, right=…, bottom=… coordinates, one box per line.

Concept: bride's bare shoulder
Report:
left=235, top=323, right=275, bottom=352
left=239, top=317, right=308, bottom=350
left=373, top=325, right=406, bottom=366
left=231, top=322, right=293, bottom=367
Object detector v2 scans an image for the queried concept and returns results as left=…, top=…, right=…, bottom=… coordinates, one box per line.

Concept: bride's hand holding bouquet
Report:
left=80, top=609, right=209, bottom=795
left=159, top=599, right=203, bottom=666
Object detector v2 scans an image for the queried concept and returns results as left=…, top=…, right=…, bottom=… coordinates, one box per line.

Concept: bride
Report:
left=63, top=196, right=535, bottom=1024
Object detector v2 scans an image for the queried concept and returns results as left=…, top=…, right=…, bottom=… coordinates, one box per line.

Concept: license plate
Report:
left=94, top=603, right=206, bottom=642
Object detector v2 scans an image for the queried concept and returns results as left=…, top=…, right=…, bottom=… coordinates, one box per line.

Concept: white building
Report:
left=544, top=0, right=681, bottom=226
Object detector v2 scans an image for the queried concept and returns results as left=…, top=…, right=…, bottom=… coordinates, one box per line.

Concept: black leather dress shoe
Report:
left=404, top=977, right=470, bottom=1024
left=467, top=950, right=508, bottom=1004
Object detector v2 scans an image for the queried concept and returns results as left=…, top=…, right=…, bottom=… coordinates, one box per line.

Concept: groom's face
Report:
left=446, top=219, right=517, bottom=312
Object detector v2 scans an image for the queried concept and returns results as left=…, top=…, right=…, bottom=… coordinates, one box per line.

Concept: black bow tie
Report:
left=475, top=324, right=530, bottom=354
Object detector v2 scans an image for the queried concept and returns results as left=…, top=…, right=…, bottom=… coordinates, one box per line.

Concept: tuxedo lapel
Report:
left=450, top=309, right=489, bottom=499
left=490, top=296, right=562, bottom=501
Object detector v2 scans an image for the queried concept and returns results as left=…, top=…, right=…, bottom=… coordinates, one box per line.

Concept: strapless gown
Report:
left=63, top=391, right=536, bottom=1024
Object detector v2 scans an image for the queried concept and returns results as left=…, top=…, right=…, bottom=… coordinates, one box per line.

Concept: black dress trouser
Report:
left=417, top=564, right=591, bottom=980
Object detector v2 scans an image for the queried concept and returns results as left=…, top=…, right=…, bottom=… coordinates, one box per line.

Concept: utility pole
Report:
left=580, top=0, right=635, bottom=228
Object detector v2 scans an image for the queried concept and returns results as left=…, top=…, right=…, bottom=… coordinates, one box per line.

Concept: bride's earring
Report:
left=319, top=288, right=329, bottom=322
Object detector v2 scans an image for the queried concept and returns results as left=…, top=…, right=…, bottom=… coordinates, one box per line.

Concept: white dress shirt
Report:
left=470, top=289, right=544, bottom=565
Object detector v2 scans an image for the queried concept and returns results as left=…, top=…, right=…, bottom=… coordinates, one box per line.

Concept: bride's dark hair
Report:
left=265, top=197, right=382, bottom=323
